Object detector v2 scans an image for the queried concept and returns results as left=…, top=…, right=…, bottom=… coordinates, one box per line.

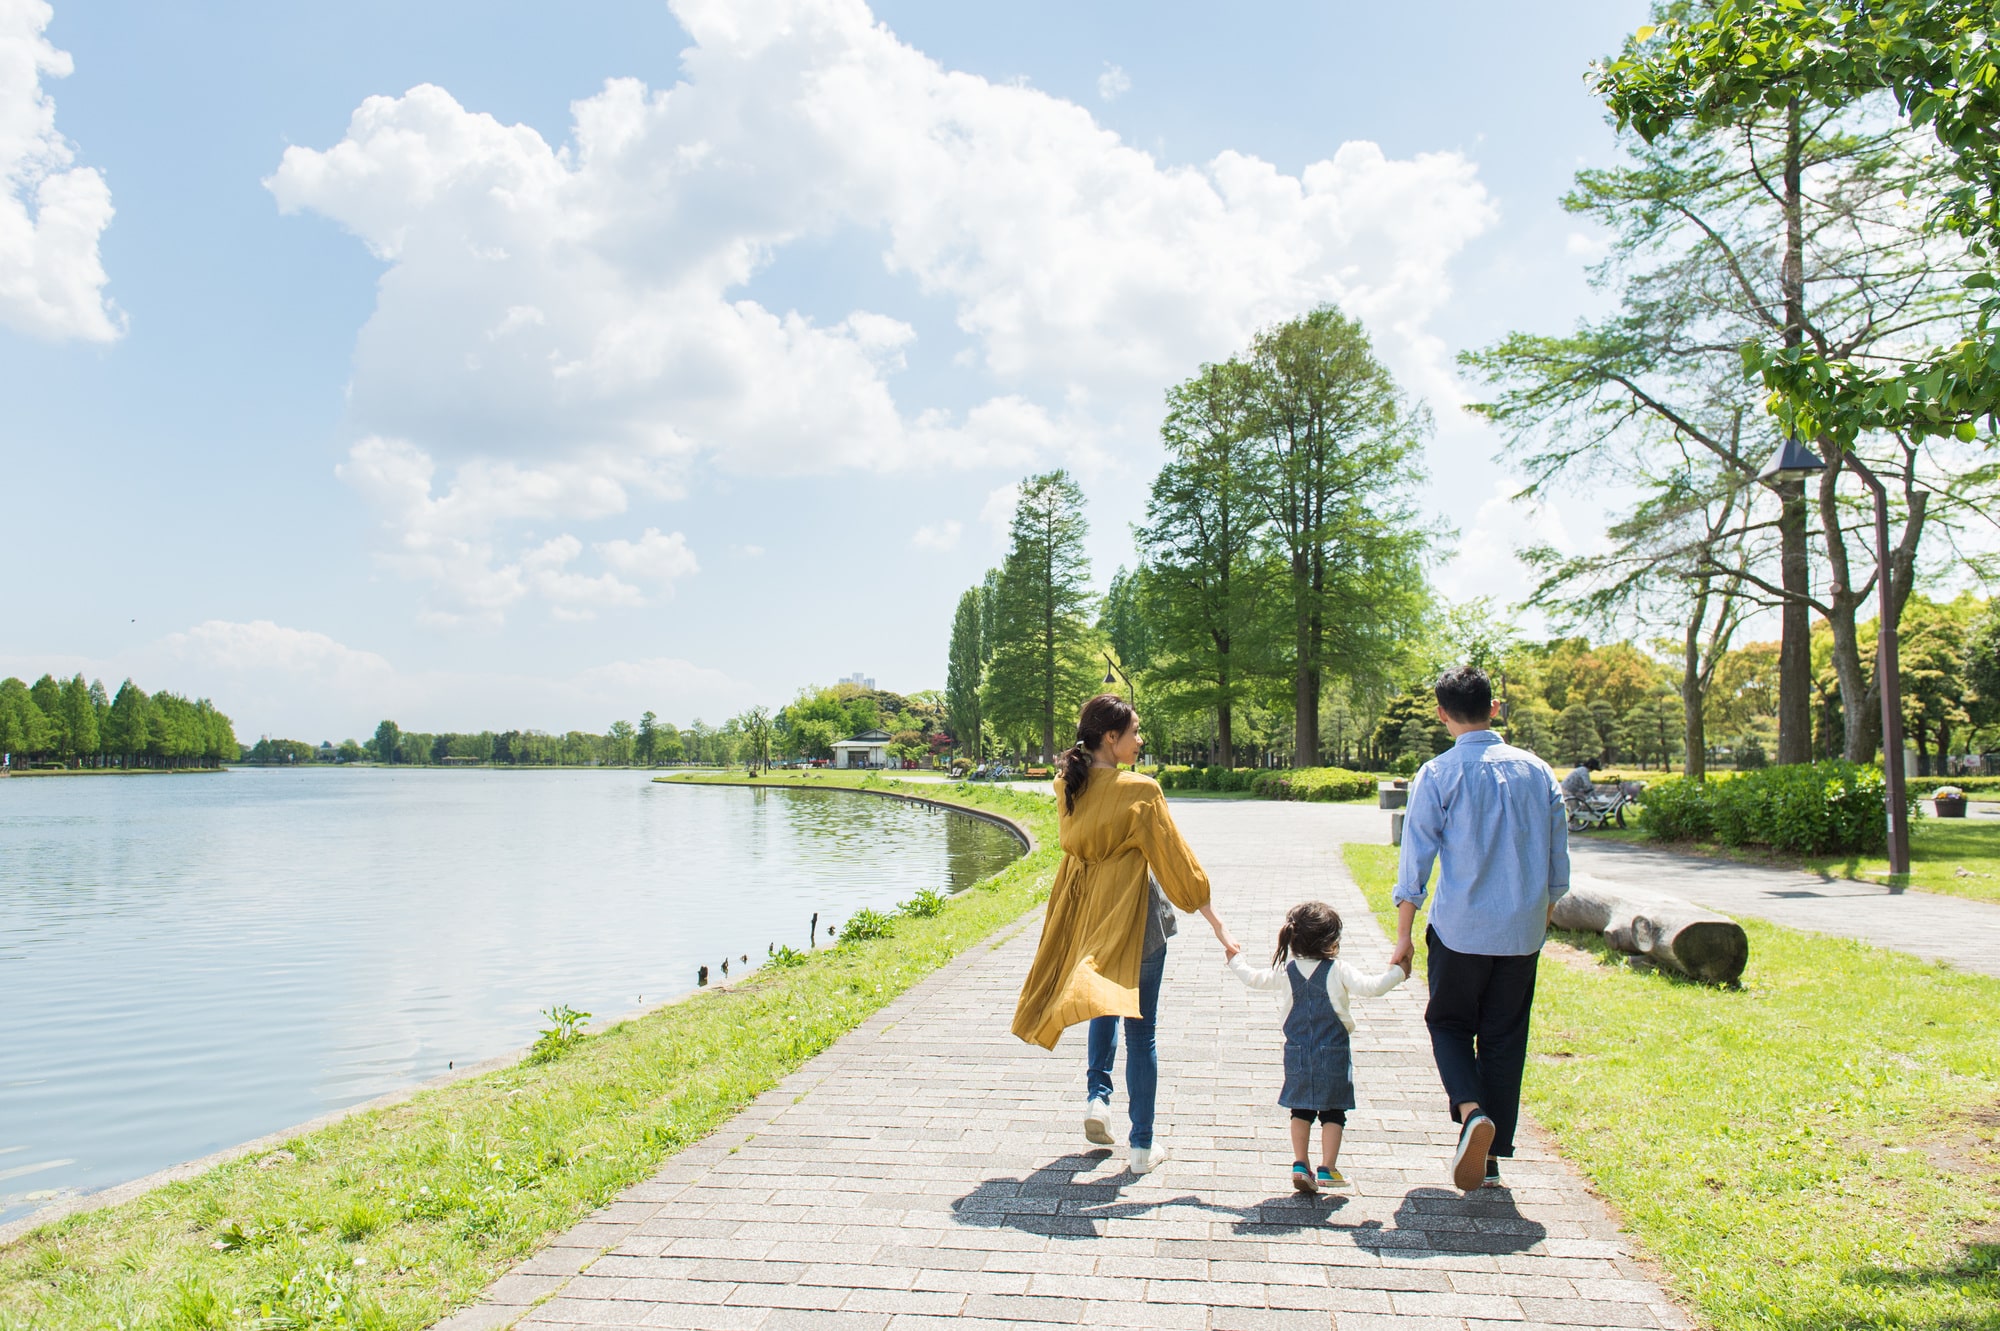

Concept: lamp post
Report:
left=1757, top=435, right=1911, bottom=876
left=1102, top=652, right=1139, bottom=762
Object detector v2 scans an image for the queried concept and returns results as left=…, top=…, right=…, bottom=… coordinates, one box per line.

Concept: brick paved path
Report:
left=442, top=799, right=1689, bottom=1331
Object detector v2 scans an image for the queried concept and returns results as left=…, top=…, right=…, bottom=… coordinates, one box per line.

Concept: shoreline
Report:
left=0, top=775, right=1038, bottom=1249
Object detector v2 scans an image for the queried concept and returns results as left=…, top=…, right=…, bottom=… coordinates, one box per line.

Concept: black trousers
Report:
left=1424, top=925, right=1539, bottom=1158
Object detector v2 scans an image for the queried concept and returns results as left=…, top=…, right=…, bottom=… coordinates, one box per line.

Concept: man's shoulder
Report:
left=1484, top=739, right=1551, bottom=769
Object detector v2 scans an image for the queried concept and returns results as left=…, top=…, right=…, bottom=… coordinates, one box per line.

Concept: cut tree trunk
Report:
left=1551, top=876, right=1748, bottom=984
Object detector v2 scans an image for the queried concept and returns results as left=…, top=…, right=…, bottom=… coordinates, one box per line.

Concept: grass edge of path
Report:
left=1340, top=842, right=2000, bottom=1331
left=0, top=774, right=1058, bottom=1331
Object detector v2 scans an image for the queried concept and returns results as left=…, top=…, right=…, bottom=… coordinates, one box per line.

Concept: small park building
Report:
left=832, top=729, right=891, bottom=770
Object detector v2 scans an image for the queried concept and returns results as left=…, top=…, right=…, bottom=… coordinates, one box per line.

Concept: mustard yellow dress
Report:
left=1010, top=767, right=1212, bottom=1049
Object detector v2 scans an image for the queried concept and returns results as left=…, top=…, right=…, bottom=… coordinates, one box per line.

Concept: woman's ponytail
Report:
left=1060, top=693, right=1137, bottom=814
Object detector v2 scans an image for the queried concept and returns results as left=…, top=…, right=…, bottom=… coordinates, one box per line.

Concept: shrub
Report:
left=1640, top=761, right=1917, bottom=855
left=525, top=1004, right=590, bottom=1065
left=835, top=907, right=895, bottom=943
left=1635, top=775, right=1714, bottom=841
left=766, top=944, right=808, bottom=970
left=1249, top=767, right=1378, bottom=802
left=899, top=888, right=948, bottom=918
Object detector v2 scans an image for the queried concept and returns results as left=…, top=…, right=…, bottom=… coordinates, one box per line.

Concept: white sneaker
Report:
left=1083, top=1098, right=1113, bottom=1146
left=1129, top=1142, right=1169, bottom=1174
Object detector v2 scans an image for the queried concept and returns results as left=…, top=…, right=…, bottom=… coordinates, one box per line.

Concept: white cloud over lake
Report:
left=0, top=0, right=119, bottom=342
left=268, top=0, right=1495, bottom=624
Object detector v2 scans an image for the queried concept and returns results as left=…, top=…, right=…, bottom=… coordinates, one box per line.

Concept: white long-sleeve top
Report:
left=1226, top=954, right=1406, bottom=1033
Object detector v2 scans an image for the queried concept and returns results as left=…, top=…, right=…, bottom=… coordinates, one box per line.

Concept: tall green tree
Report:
left=102, top=680, right=152, bottom=767
left=1465, top=82, right=1988, bottom=765
left=1136, top=360, right=1273, bottom=767
left=56, top=674, right=98, bottom=765
left=1597, top=0, right=2000, bottom=447
left=945, top=587, right=985, bottom=760
left=983, top=470, right=1099, bottom=761
left=0, top=677, right=51, bottom=764
left=373, top=719, right=401, bottom=765
left=636, top=711, right=658, bottom=766
left=1245, top=306, right=1433, bottom=764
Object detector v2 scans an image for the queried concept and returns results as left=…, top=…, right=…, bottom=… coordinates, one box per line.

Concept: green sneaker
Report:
left=1317, top=1165, right=1347, bottom=1191
left=1291, top=1161, right=1317, bottom=1194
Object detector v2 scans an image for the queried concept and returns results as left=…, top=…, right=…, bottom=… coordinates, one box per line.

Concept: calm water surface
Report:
left=0, top=769, right=1021, bottom=1224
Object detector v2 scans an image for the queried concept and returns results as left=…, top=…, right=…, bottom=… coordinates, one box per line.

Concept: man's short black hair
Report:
left=1434, top=664, right=1492, bottom=724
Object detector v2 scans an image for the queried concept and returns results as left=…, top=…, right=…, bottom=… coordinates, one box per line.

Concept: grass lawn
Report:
left=1593, top=807, right=2000, bottom=906
left=1343, top=843, right=2000, bottom=1331
left=0, top=774, right=1058, bottom=1331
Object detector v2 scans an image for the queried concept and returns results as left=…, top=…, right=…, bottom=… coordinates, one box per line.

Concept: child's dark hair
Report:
left=1434, top=664, right=1492, bottom=724
left=1058, top=693, right=1137, bottom=814
left=1273, top=901, right=1343, bottom=966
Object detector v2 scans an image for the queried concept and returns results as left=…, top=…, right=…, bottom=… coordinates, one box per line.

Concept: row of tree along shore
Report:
left=1, top=675, right=237, bottom=770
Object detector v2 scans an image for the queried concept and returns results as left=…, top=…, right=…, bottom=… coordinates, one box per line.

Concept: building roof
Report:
left=833, top=729, right=893, bottom=746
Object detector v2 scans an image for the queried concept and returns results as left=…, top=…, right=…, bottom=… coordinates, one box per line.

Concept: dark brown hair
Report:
left=1273, top=901, right=1343, bottom=966
left=1434, top=664, right=1493, bottom=724
left=1059, top=693, right=1136, bottom=814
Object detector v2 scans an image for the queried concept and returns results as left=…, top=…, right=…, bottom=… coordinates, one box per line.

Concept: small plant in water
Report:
left=899, top=888, right=948, bottom=918
left=527, top=1004, right=591, bottom=1064
left=837, top=908, right=894, bottom=943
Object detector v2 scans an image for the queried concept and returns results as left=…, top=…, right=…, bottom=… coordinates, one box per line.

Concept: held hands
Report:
left=1388, top=935, right=1414, bottom=977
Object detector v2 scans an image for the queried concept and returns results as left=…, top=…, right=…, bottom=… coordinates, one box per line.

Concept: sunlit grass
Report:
left=0, top=776, right=1056, bottom=1331
left=1344, top=843, right=2000, bottom=1331
left=1593, top=806, right=2000, bottom=906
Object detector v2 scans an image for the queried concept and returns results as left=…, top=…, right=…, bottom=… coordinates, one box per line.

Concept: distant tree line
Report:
left=0, top=674, right=237, bottom=770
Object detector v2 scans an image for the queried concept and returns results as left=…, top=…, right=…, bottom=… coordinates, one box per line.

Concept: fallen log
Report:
left=1551, top=876, right=1748, bottom=984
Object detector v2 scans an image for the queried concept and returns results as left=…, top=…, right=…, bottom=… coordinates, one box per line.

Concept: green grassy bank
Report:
left=0, top=774, right=1058, bottom=1331
left=1598, top=807, right=2000, bottom=907
left=1343, top=844, right=2000, bottom=1330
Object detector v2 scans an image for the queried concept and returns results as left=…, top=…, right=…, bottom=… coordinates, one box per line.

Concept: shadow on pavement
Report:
left=951, top=1154, right=1547, bottom=1255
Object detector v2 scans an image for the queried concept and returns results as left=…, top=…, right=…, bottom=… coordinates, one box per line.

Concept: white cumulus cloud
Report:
left=1097, top=63, right=1131, bottom=101
left=0, top=0, right=119, bottom=342
left=271, top=0, right=1494, bottom=620
left=911, top=519, right=961, bottom=551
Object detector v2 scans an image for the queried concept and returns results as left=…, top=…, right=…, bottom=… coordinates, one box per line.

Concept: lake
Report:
left=0, top=768, right=1023, bottom=1227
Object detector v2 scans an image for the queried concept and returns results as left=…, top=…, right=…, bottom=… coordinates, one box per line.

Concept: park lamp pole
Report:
left=1102, top=652, right=1140, bottom=763
left=1758, top=434, right=1912, bottom=876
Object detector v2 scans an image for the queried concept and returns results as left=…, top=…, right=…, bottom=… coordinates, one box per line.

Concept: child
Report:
left=1227, top=902, right=1408, bottom=1193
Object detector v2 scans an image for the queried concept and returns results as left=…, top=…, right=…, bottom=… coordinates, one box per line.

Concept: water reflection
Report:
left=0, top=770, right=1020, bottom=1225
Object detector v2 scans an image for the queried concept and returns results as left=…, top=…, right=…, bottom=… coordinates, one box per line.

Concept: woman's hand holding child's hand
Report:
left=1223, top=940, right=1241, bottom=961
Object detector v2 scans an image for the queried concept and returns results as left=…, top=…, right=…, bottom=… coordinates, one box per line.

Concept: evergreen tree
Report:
left=637, top=711, right=658, bottom=766
left=945, top=587, right=985, bottom=760
left=56, top=674, right=98, bottom=765
left=1245, top=307, right=1434, bottom=765
left=1137, top=360, right=1274, bottom=767
left=373, top=719, right=401, bottom=765
left=103, top=680, right=151, bottom=767
left=0, top=677, right=52, bottom=764
left=983, top=470, right=1099, bottom=762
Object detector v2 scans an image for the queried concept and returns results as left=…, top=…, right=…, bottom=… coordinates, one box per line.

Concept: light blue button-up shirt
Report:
left=1393, top=729, right=1570, bottom=956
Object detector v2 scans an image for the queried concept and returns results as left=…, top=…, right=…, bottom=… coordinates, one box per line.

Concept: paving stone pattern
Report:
left=439, top=800, right=1690, bottom=1331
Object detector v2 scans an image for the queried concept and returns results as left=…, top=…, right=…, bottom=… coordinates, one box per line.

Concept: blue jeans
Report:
left=1085, top=945, right=1166, bottom=1148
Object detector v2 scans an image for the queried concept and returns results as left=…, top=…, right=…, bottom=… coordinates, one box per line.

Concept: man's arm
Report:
left=1390, top=771, right=1443, bottom=970
left=1546, top=773, right=1572, bottom=911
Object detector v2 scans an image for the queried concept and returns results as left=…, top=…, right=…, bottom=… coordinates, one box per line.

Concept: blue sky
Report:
left=1, top=0, right=1650, bottom=741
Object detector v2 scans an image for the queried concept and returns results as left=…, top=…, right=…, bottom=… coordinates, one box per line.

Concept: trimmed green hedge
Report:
left=1154, top=764, right=1378, bottom=802
left=1640, top=761, right=1921, bottom=854
left=1917, top=774, right=2000, bottom=795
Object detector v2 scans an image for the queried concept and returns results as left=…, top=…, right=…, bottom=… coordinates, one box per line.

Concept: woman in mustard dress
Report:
left=1011, top=694, right=1239, bottom=1173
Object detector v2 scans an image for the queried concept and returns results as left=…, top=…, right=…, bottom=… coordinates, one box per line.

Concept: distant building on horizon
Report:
left=841, top=671, right=875, bottom=690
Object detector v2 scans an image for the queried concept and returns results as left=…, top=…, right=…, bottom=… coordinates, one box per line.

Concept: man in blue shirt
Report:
left=1388, top=665, right=1569, bottom=1192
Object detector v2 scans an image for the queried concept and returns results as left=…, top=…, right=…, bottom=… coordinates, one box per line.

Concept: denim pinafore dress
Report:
left=1279, top=959, right=1356, bottom=1113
